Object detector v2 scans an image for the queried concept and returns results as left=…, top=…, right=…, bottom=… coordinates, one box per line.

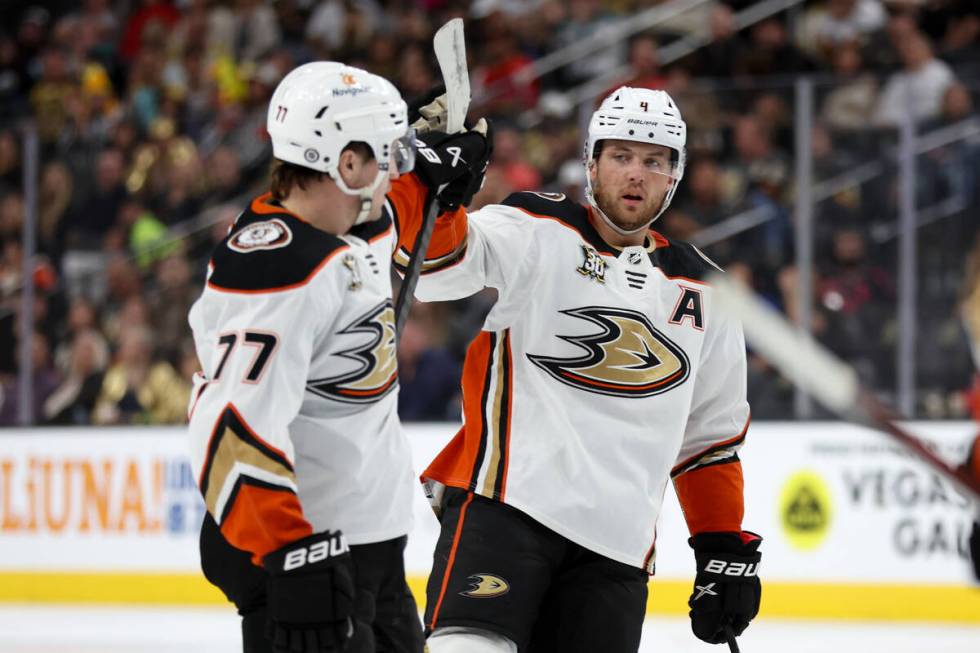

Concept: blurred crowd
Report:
left=0, top=0, right=978, bottom=426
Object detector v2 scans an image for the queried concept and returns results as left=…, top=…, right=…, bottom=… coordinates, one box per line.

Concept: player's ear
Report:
left=337, top=148, right=362, bottom=187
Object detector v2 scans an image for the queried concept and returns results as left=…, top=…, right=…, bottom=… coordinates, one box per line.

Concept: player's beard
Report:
left=592, top=176, right=667, bottom=233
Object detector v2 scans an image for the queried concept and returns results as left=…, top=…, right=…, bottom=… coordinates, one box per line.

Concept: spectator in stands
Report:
left=873, top=30, right=955, bottom=126
left=397, top=306, right=462, bottom=422
left=473, top=24, right=538, bottom=116
left=665, top=157, right=735, bottom=241
left=0, top=130, right=21, bottom=197
left=203, top=146, right=246, bottom=206
left=555, top=0, right=621, bottom=84
left=493, top=124, right=542, bottom=192
left=609, top=33, right=666, bottom=94
left=147, top=253, right=197, bottom=360
left=817, top=227, right=895, bottom=383
left=38, top=161, right=73, bottom=259
left=939, top=10, right=980, bottom=70
left=693, top=3, right=745, bottom=79
left=737, top=17, right=813, bottom=77
left=29, top=47, right=75, bottom=147
left=725, top=113, right=790, bottom=206
left=43, top=329, right=108, bottom=424
left=92, top=323, right=188, bottom=425
left=0, top=331, right=61, bottom=425
left=65, top=148, right=128, bottom=249
left=820, top=41, right=878, bottom=131
left=812, top=0, right=887, bottom=57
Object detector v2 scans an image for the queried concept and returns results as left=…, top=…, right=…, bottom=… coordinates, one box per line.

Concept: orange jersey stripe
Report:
left=425, top=332, right=494, bottom=488
left=219, top=482, right=313, bottom=565
left=249, top=192, right=311, bottom=225
left=674, top=460, right=745, bottom=535
left=428, top=492, right=475, bottom=629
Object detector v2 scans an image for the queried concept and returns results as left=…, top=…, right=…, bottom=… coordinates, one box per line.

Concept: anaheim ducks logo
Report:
left=527, top=306, right=690, bottom=398
left=460, top=574, right=510, bottom=599
left=307, top=300, right=397, bottom=403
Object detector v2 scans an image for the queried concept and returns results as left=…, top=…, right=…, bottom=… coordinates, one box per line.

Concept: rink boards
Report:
left=0, top=423, right=978, bottom=622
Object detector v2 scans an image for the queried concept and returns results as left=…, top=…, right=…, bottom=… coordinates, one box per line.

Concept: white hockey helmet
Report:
left=584, top=86, right=687, bottom=235
left=266, top=62, right=414, bottom=223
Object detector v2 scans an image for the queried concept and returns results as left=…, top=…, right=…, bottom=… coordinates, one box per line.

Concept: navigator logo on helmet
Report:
left=584, top=86, right=687, bottom=236
left=266, top=62, right=416, bottom=224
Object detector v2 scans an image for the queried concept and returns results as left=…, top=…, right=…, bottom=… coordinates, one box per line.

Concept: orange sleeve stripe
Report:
left=674, top=460, right=745, bottom=535
left=390, top=174, right=468, bottom=260
left=424, top=332, right=493, bottom=488
left=428, top=492, right=475, bottom=630
left=218, top=481, right=313, bottom=565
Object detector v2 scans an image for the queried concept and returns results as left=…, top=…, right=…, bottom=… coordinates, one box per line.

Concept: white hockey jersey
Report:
left=187, top=191, right=416, bottom=563
left=399, top=191, right=751, bottom=573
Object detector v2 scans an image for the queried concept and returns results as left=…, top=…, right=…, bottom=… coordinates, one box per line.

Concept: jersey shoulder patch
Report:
left=650, top=235, right=722, bottom=282
left=208, top=194, right=348, bottom=292
left=500, top=192, right=616, bottom=256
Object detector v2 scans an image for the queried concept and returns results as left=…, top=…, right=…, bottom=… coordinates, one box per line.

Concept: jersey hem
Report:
left=426, top=476, right=650, bottom=572
left=340, top=520, right=413, bottom=547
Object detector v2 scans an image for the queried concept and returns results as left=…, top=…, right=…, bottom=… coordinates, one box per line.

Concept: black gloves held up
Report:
left=413, top=121, right=493, bottom=212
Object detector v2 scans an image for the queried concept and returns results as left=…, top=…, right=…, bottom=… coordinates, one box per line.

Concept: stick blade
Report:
left=707, top=271, right=859, bottom=415
left=433, top=18, right=469, bottom=134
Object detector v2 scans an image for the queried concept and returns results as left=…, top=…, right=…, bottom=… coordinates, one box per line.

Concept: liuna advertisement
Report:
left=0, top=422, right=978, bottom=621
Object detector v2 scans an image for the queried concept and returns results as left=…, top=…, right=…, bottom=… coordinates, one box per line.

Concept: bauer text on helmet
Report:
left=585, top=86, right=687, bottom=236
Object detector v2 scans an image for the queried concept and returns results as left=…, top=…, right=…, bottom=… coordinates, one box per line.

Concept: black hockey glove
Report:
left=263, top=531, right=356, bottom=653
left=413, top=119, right=493, bottom=212
left=688, top=531, right=762, bottom=645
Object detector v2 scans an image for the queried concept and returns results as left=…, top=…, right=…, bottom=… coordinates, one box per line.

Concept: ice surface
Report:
left=1, top=605, right=978, bottom=652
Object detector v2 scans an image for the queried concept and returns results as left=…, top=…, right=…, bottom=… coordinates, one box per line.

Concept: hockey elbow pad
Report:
left=263, top=530, right=356, bottom=653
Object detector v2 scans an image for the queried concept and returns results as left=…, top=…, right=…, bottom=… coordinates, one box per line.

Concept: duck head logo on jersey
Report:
left=527, top=306, right=691, bottom=398
left=460, top=573, right=510, bottom=599
left=306, top=300, right=398, bottom=403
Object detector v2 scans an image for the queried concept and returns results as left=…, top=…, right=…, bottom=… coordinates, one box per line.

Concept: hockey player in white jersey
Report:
left=400, top=87, right=763, bottom=652
left=185, top=62, right=485, bottom=653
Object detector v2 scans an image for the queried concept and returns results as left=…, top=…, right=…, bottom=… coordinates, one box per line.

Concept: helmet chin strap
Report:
left=333, top=166, right=387, bottom=225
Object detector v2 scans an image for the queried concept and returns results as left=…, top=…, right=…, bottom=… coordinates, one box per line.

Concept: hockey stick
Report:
left=394, top=18, right=470, bottom=339
left=725, top=625, right=741, bottom=653
left=707, top=271, right=980, bottom=502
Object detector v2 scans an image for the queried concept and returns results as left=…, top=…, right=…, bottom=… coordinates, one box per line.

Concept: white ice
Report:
left=0, top=605, right=978, bottom=652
